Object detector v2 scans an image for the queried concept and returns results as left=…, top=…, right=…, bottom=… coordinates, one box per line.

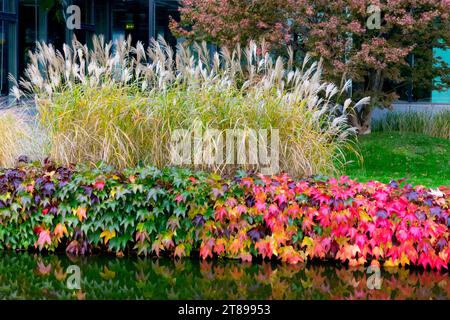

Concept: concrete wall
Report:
left=372, top=102, right=450, bottom=121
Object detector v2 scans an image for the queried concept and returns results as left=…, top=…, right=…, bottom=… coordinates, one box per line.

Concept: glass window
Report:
left=0, top=20, right=8, bottom=94
left=0, top=20, right=16, bottom=95
left=19, top=1, right=39, bottom=74
left=432, top=47, right=450, bottom=103
left=112, top=0, right=149, bottom=45
left=384, top=51, right=434, bottom=103
left=155, top=1, right=179, bottom=48
left=73, top=0, right=94, bottom=24
left=0, top=0, right=17, bottom=95
left=47, top=2, right=66, bottom=50
left=0, top=0, right=17, bottom=14
left=70, top=0, right=95, bottom=47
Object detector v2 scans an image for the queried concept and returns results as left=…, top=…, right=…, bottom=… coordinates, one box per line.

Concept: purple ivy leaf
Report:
left=247, top=228, right=264, bottom=242
left=377, top=209, right=388, bottom=219
left=430, top=206, right=442, bottom=217
left=406, top=191, right=418, bottom=202
left=437, top=238, right=447, bottom=249
left=245, top=195, right=255, bottom=208
left=415, top=211, right=426, bottom=221
left=424, top=198, right=433, bottom=207
left=192, top=214, right=205, bottom=227
left=42, top=182, right=55, bottom=196
left=212, top=188, right=224, bottom=198
left=388, top=180, right=399, bottom=188
left=49, top=206, right=59, bottom=215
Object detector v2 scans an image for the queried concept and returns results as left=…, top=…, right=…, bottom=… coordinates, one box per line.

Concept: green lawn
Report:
left=342, top=131, right=450, bottom=187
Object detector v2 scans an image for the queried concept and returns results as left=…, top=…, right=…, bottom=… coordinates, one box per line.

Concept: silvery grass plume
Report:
left=0, top=110, right=47, bottom=168
left=10, top=35, right=366, bottom=177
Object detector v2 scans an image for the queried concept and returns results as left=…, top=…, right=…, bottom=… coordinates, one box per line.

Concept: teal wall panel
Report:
left=432, top=47, right=450, bottom=103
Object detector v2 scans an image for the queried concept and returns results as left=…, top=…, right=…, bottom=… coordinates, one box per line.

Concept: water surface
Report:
left=0, top=253, right=448, bottom=300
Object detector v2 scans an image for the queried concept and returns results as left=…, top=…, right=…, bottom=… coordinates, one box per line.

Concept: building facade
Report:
left=0, top=0, right=449, bottom=103
left=432, top=47, right=450, bottom=103
left=0, top=0, right=179, bottom=95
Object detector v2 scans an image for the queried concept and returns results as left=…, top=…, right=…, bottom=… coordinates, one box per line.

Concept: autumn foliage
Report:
left=171, top=0, right=450, bottom=133
left=0, top=160, right=449, bottom=270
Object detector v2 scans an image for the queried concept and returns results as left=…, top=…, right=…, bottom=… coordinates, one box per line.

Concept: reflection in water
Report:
left=0, top=253, right=449, bottom=300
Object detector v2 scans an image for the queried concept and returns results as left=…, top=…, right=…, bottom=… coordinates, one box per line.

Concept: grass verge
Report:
left=342, top=131, right=450, bottom=187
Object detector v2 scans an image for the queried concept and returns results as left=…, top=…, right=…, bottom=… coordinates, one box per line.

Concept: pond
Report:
left=0, top=253, right=449, bottom=300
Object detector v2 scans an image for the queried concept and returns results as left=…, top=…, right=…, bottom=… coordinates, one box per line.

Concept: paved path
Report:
left=0, top=96, right=37, bottom=116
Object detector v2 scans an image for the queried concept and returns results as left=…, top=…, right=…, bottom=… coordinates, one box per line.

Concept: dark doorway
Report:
left=18, top=1, right=38, bottom=75
left=111, top=0, right=149, bottom=46
left=155, top=1, right=179, bottom=48
left=47, top=2, right=66, bottom=51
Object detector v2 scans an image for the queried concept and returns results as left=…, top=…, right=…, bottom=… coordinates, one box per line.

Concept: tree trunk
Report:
left=348, top=104, right=373, bottom=135
left=348, top=69, right=384, bottom=135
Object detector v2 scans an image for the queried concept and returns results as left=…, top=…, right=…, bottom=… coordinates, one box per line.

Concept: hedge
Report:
left=0, top=159, right=449, bottom=270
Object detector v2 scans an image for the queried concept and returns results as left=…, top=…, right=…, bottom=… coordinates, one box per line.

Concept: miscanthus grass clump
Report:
left=0, top=110, right=46, bottom=168
left=11, top=35, right=367, bottom=177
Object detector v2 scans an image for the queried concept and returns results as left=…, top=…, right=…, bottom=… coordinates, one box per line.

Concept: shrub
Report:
left=0, top=161, right=448, bottom=270
left=12, top=36, right=366, bottom=177
left=0, top=110, right=46, bottom=168
left=372, top=111, right=450, bottom=139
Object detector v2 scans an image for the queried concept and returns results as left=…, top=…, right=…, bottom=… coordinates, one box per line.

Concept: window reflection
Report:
left=0, top=0, right=17, bottom=95
left=155, top=0, right=179, bottom=48
left=112, top=0, right=149, bottom=45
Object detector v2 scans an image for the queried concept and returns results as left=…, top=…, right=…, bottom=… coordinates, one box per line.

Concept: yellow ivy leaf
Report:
left=46, top=171, right=56, bottom=178
left=384, top=258, right=399, bottom=268
left=335, top=236, right=349, bottom=246
left=100, top=267, right=116, bottom=280
left=100, top=229, right=116, bottom=244
left=399, top=253, right=410, bottom=267
left=301, top=236, right=314, bottom=247
left=359, top=210, right=372, bottom=222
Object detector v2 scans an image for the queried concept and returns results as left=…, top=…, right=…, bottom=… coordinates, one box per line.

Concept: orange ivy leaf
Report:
left=73, top=207, right=87, bottom=222
left=174, top=244, right=185, bottom=259
left=279, top=246, right=303, bottom=264
left=229, top=238, right=243, bottom=255
left=214, top=238, right=226, bottom=256
left=53, top=223, right=68, bottom=242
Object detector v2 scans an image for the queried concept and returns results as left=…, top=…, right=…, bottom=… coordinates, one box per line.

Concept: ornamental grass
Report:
left=10, top=35, right=368, bottom=177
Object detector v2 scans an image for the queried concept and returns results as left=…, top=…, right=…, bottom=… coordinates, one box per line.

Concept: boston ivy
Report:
left=0, top=160, right=449, bottom=270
